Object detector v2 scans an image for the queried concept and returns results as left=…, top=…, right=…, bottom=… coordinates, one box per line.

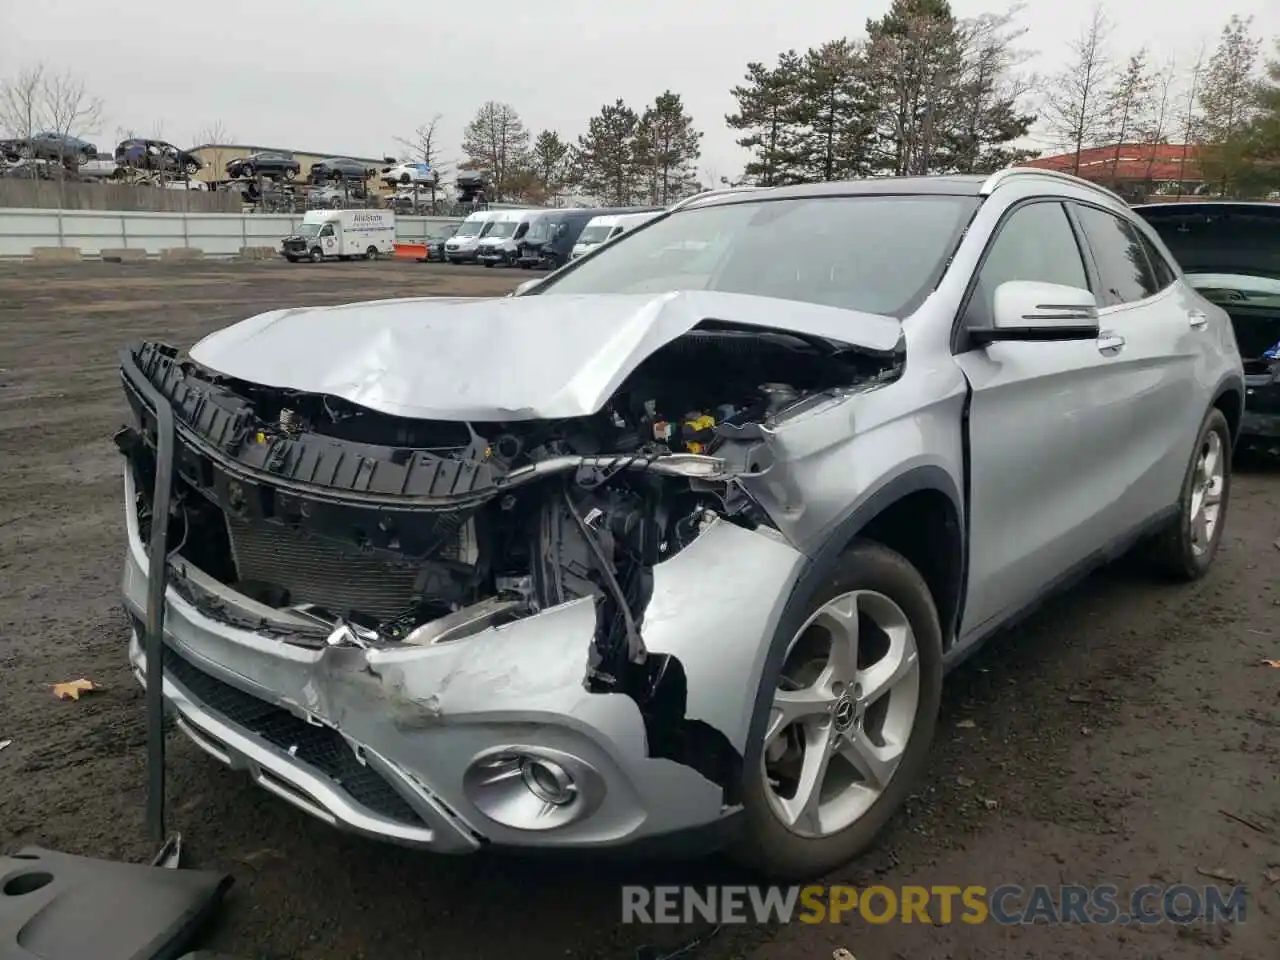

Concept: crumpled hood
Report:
left=187, top=290, right=902, bottom=421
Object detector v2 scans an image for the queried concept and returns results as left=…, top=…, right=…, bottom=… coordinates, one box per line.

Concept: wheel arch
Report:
left=1211, top=373, right=1244, bottom=446
left=740, top=466, right=965, bottom=776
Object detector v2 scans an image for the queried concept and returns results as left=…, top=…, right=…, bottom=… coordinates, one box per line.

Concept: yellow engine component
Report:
left=681, top=414, right=716, bottom=454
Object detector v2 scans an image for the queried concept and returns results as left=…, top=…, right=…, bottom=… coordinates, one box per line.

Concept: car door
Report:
left=1070, top=202, right=1204, bottom=520
left=954, top=199, right=1143, bottom=636
left=319, top=223, right=337, bottom=256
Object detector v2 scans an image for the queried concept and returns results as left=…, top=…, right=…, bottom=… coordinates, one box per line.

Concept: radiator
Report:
left=224, top=515, right=446, bottom=621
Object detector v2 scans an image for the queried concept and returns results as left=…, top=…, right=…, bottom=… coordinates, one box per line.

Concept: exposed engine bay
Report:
left=117, top=321, right=902, bottom=794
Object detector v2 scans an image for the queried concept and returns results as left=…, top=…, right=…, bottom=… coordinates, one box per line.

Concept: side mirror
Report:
left=511, top=278, right=543, bottom=297
left=972, top=281, right=1100, bottom=345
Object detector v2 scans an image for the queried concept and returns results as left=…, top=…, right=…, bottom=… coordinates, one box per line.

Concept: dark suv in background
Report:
left=4, top=132, right=97, bottom=166
left=115, top=139, right=203, bottom=177
left=308, top=157, right=373, bottom=183
left=225, top=152, right=300, bottom=180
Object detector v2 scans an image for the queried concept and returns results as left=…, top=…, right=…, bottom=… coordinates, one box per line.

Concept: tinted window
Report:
left=541, top=195, right=979, bottom=318
left=970, top=202, right=1088, bottom=324
left=1075, top=205, right=1158, bottom=305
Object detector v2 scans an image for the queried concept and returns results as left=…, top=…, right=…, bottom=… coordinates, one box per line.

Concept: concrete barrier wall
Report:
left=0, top=208, right=462, bottom=258
left=0, top=179, right=241, bottom=213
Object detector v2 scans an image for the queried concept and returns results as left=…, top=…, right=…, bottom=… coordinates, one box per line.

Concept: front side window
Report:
left=540, top=194, right=978, bottom=318
left=486, top=221, right=514, bottom=239
left=1074, top=205, right=1158, bottom=305
left=319, top=224, right=334, bottom=237
left=969, top=202, right=1089, bottom=325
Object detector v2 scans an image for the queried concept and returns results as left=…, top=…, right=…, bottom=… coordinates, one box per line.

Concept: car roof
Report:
left=689, top=176, right=988, bottom=208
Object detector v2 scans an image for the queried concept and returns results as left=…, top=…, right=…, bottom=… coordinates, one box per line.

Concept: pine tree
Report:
left=725, top=52, right=803, bottom=185
left=864, top=0, right=967, bottom=176
left=636, top=91, right=703, bottom=204
left=786, top=39, right=875, bottom=182
left=1198, top=15, right=1263, bottom=196
left=575, top=99, right=643, bottom=205
left=947, top=9, right=1037, bottom=174
left=529, top=130, right=572, bottom=204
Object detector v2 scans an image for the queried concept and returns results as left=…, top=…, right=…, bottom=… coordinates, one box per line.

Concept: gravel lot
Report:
left=1, top=260, right=1277, bottom=960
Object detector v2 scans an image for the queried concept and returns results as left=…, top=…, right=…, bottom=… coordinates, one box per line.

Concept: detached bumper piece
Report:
left=0, top=846, right=231, bottom=960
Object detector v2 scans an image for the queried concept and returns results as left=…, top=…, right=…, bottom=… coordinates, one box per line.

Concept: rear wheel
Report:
left=730, top=541, right=944, bottom=880
left=184, top=160, right=200, bottom=176
left=1146, top=407, right=1231, bottom=580
left=283, top=167, right=297, bottom=181
left=241, top=163, right=255, bottom=179
left=366, top=245, right=378, bottom=260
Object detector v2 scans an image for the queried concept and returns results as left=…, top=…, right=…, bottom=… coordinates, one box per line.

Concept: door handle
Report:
left=1188, top=310, right=1209, bottom=329
left=1097, top=331, right=1126, bottom=354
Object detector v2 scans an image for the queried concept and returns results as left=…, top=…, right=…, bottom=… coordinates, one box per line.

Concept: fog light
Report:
left=520, top=757, right=576, bottom=806
left=463, top=747, right=604, bottom=831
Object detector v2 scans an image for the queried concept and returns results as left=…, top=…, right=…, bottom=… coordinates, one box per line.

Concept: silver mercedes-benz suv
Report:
left=116, top=169, right=1243, bottom=879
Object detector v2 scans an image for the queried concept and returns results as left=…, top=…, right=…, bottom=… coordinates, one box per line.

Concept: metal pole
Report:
left=144, top=399, right=176, bottom=842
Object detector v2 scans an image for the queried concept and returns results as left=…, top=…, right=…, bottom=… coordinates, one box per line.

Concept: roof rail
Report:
left=979, top=167, right=1124, bottom=202
left=667, top=185, right=762, bottom=212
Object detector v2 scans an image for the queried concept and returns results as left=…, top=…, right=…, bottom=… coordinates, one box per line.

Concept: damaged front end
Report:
left=116, top=316, right=902, bottom=849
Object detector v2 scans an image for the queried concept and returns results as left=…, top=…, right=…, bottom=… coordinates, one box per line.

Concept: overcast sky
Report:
left=2, top=0, right=1278, bottom=179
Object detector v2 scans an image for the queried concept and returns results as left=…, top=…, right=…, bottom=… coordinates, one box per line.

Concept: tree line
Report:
left=4, top=0, right=1279, bottom=201
left=401, top=91, right=703, bottom=207
left=1041, top=7, right=1279, bottom=197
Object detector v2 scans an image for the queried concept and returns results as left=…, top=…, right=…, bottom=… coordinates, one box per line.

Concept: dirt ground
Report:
left=1, top=260, right=1277, bottom=960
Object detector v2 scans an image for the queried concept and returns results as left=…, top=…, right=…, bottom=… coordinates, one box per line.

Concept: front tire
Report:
left=1147, top=408, right=1231, bottom=580
left=730, top=541, right=944, bottom=880
left=309, top=247, right=324, bottom=263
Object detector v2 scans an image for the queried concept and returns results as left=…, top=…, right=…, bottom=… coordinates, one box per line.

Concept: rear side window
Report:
left=1074, top=205, right=1158, bottom=305
left=1137, top=232, right=1177, bottom=290
left=969, top=201, right=1089, bottom=325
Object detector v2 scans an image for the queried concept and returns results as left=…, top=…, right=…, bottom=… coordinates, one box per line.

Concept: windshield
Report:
left=526, top=218, right=557, bottom=242
left=456, top=219, right=486, bottom=238
left=540, top=194, right=979, bottom=317
left=298, top=223, right=321, bottom=238
left=486, top=221, right=517, bottom=239
left=578, top=225, right=613, bottom=245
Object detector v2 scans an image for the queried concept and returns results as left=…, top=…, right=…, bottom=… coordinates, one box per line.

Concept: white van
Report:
left=443, top=210, right=498, bottom=263
left=281, top=209, right=395, bottom=262
left=570, top=211, right=661, bottom=259
left=476, top=209, right=543, bottom=267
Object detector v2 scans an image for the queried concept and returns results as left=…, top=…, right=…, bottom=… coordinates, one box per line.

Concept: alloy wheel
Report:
left=763, top=590, right=921, bottom=839
left=1189, top=430, right=1225, bottom=556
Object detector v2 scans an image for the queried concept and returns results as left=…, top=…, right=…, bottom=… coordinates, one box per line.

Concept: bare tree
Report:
left=194, top=121, right=233, bottom=183
left=1102, top=51, right=1155, bottom=187
left=1176, top=41, right=1208, bottom=197
left=0, top=64, right=45, bottom=143
left=1141, top=56, right=1179, bottom=184
left=394, top=114, right=446, bottom=208
left=41, top=68, right=103, bottom=175
left=461, top=101, right=530, bottom=200
left=1040, top=5, right=1113, bottom=174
